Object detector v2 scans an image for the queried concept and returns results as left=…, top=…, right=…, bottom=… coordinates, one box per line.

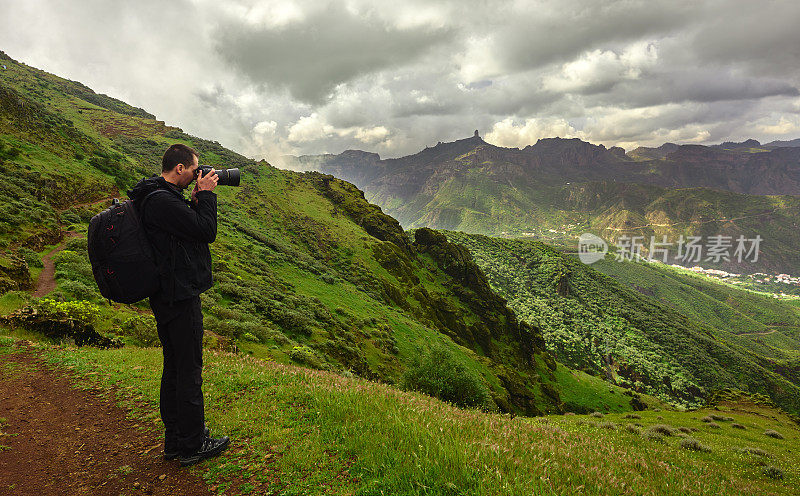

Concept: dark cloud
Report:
left=2, top=0, right=800, bottom=159
left=688, top=1, right=800, bottom=78
left=489, top=0, right=698, bottom=74
left=212, top=3, right=455, bottom=104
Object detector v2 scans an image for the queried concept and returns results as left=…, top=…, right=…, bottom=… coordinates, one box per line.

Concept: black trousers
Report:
left=149, top=295, right=205, bottom=455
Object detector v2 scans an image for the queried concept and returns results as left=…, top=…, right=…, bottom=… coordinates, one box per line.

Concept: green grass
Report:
left=9, top=337, right=797, bottom=495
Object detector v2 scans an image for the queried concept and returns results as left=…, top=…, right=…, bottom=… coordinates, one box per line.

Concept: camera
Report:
left=199, top=165, right=241, bottom=186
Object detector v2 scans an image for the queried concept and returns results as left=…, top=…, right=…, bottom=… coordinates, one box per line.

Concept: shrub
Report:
left=762, top=466, right=784, bottom=480
left=289, top=345, right=325, bottom=370
left=64, top=237, right=88, bottom=253
left=60, top=280, right=100, bottom=300
left=599, top=422, right=616, bottom=430
left=677, top=426, right=692, bottom=434
left=707, top=422, right=721, bottom=429
left=679, top=437, right=711, bottom=452
left=35, top=298, right=99, bottom=325
left=120, top=315, right=159, bottom=347
left=401, top=344, right=492, bottom=410
left=701, top=416, right=714, bottom=423
left=18, top=248, right=43, bottom=268
left=647, top=424, right=675, bottom=436
left=731, top=423, right=746, bottom=430
left=590, top=411, right=604, bottom=418
left=643, top=431, right=665, bottom=443
left=739, top=447, right=770, bottom=458
left=623, top=413, right=641, bottom=419
left=625, top=424, right=642, bottom=435
left=764, top=430, right=784, bottom=439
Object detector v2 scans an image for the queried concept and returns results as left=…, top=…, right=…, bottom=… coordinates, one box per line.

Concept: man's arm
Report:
left=146, top=191, right=217, bottom=243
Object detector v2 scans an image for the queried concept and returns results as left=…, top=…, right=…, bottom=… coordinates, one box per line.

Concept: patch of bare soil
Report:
left=0, top=344, right=213, bottom=495
left=33, top=232, right=80, bottom=298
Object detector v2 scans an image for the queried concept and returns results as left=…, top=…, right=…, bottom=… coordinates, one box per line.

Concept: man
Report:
left=127, top=143, right=230, bottom=467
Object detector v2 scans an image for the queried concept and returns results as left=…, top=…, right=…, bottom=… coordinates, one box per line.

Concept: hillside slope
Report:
left=0, top=50, right=599, bottom=416
left=439, top=230, right=800, bottom=413
left=8, top=337, right=800, bottom=496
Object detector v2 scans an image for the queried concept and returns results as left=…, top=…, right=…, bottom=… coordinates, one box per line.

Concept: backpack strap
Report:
left=137, top=189, right=171, bottom=224
left=136, top=188, right=178, bottom=305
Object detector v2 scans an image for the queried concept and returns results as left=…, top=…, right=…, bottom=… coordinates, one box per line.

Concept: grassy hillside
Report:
left=0, top=50, right=657, bottom=417
left=7, top=337, right=798, bottom=495
left=439, top=230, right=800, bottom=413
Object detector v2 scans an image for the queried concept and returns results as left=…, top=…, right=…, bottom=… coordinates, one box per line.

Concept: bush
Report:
left=60, top=280, right=100, bottom=300
left=121, top=315, right=159, bottom=347
left=623, top=413, right=641, bottom=419
left=36, top=298, right=100, bottom=325
left=289, top=345, right=325, bottom=370
left=401, top=344, right=492, bottom=410
left=764, top=430, right=784, bottom=439
left=739, top=447, right=770, bottom=457
left=625, top=424, right=642, bottom=435
left=679, top=437, right=711, bottom=452
left=643, top=431, right=665, bottom=443
left=707, top=422, right=721, bottom=429
left=762, top=466, right=784, bottom=479
left=599, top=422, right=616, bottom=430
left=18, top=248, right=43, bottom=268
left=647, top=424, right=676, bottom=436
left=731, top=423, right=746, bottom=430
left=590, top=411, right=604, bottom=418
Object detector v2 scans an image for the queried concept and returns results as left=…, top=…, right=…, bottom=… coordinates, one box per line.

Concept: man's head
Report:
left=161, top=144, right=199, bottom=189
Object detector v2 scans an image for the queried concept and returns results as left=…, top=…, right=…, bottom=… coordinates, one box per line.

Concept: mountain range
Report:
left=284, top=132, right=800, bottom=274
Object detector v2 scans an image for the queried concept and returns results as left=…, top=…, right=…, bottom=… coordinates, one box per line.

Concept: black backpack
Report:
left=87, top=190, right=167, bottom=304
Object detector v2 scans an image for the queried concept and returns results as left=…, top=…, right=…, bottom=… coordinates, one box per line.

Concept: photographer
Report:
left=127, top=144, right=230, bottom=466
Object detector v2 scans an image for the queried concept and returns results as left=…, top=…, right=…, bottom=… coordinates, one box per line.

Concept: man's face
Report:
left=178, top=155, right=199, bottom=189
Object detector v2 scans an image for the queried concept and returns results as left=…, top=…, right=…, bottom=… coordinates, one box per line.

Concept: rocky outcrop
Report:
left=0, top=254, right=33, bottom=291
left=1, top=306, right=122, bottom=348
left=412, top=228, right=546, bottom=362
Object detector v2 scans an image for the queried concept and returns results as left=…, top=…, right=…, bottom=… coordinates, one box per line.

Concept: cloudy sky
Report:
left=2, top=0, right=799, bottom=164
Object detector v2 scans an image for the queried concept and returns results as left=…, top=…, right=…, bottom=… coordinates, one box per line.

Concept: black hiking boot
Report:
left=164, top=426, right=210, bottom=461
left=179, top=435, right=231, bottom=467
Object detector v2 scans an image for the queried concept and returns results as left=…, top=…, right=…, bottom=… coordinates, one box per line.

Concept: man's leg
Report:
left=150, top=297, right=205, bottom=456
left=159, top=327, right=180, bottom=452
left=150, top=298, right=179, bottom=455
left=172, top=296, right=206, bottom=455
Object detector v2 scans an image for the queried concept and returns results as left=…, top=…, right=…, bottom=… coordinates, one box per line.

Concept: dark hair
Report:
left=161, top=144, right=198, bottom=172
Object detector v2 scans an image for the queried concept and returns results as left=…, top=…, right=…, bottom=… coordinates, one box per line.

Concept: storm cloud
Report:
left=1, top=0, right=799, bottom=162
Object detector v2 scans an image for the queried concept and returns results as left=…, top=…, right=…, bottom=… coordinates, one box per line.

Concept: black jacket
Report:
left=127, top=176, right=217, bottom=303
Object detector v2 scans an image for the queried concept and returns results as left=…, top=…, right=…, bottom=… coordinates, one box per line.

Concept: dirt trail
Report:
left=738, top=329, right=779, bottom=336
left=0, top=343, right=213, bottom=496
left=33, top=232, right=80, bottom=298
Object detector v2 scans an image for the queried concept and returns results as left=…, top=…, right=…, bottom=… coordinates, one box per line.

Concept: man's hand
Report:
left=196, top=168, right=218, bottom=192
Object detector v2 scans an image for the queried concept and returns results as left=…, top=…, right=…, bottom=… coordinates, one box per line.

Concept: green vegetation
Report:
left=440, top=230, right=800, bottom=412
left=8, top=337, right=796, bottom=495
left=1, top=50, right=598, bottom=417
